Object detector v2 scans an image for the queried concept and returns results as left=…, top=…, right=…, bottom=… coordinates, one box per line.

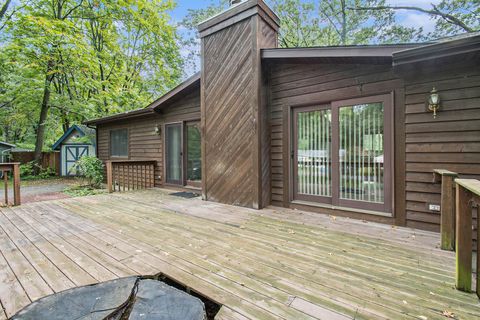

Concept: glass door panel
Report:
left=294, top=107, right=332, bottom=202
left=186, top=122, right=201, bottom=187
left=339, top=103, right=384, bottom=204
left=292, top=94, right=392, bottom=213
left=165, top=123, right=182, bottom=185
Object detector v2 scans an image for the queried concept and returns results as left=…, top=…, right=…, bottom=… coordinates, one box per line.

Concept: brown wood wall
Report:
left=96, top=90, right=200, bottom=187
left=201, top=13, right=277, bottom=208
left=267, top=61, right=404, bottom=224
left=403, top=60, right=480, bottom=232
left=259, top=18, right=277, bottom=208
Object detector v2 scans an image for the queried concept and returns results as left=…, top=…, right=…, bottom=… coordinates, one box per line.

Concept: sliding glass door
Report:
left=165, top=123, right=183, bottom=185
left=165, top=121, right=202, bottom=187
left=293, top=94, right=392, bottom=213
left=185, top=122, right=201, bottom=188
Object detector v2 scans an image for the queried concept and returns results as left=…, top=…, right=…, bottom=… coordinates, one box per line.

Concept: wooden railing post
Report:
left=455, top=182, right=472, bottom=292
left=476, top=205, right=480, bottom=298
left=3, top=168, right=8, bottom=205
left=1, top=163, right=21, bottom=206
left=433, top=169, right=458, bottom=251
left=13, top=163, right=20, bottom=206
left=453, top=178, right=480, bottom=293
left=106, top=161, right=113, bottom=193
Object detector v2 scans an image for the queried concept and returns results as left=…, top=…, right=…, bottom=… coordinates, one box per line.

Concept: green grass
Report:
left=63, top=185, right=107, bottom=197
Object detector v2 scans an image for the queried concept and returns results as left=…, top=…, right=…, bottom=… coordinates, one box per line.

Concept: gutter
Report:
left=86, top=124, right=99, bottom=158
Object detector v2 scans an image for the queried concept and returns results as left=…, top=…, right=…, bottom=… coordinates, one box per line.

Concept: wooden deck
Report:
left=0, top=189, right=478, bottom=319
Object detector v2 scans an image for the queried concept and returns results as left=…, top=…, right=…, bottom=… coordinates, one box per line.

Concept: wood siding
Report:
left=259, top=18, right=277, bottom=208
left=201, top=11, right=277, bottom=208
left=96, top=90, right=200, bottom=187
left=267, top=61, right=404, bottom=224
left=403, top=61, right=480, bottom=232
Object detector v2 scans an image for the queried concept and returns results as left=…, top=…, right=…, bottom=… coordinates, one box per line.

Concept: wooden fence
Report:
left=0, top=163, right=21, bottom=206
left=11, top=151, right=60, bottom=175
left=105, top=160, right=156, bottom=193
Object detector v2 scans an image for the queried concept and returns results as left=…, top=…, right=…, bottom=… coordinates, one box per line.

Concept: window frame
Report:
left=331, top=94, right=393, bottom=213
left=292, top=105, right=333, bottom=204
left=109, top=128, right=129, bottom=159
left=163, top=119, right=202, bottom=189
left=184, top=121, right=202, bottom=188
left=291, top=93, right=394, bottom=214
left=164, top=122, right=184, bottom=186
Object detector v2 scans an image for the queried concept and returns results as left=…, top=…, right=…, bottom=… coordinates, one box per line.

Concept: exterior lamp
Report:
left=427, top=87, right=440, bottom=119
left=154, top=125, right=161, bottom=135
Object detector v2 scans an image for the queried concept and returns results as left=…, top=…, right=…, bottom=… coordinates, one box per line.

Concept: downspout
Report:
left=86, top=124, right=98, bottom=158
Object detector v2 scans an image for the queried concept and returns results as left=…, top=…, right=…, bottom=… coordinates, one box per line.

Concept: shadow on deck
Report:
left=0, top=188, right=478, bottom=319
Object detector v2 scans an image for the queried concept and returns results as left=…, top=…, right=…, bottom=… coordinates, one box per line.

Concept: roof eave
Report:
left=261, top=44, right=423, bottom=60
left=84, top=73, right=201, bottom=126
left=150, top=73, right=200, bottom=112
left=83, top=108, right=155, bottom=126
left=393, top=34, right=480, bottom=66
left=52, top=125, right=85, bottom=150
left=0, top=141, right=16, bottom=148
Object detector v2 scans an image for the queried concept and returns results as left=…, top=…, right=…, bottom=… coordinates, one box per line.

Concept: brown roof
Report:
left=261, top=44, right=423, bottom=64
left=392, top=32, right=480, bottom=66
left=84, top=73, right=200, bottom=125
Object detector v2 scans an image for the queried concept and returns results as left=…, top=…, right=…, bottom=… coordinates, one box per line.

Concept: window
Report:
left=110, top=129, right=128, bottom=157
left=293, top=94, right=392, bottom=213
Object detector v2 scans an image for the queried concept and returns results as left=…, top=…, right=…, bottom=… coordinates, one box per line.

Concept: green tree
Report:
left=353, top=0, right=479, bottom=37
left=180, top=0, right=229, bottom=74
left=0, top=0, right=182, bottom=170
left=317, top=0, right=422, bottom=45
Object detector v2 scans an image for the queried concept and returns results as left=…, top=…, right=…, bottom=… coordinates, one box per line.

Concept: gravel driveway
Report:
left=3, top=179, right=75, bottom=205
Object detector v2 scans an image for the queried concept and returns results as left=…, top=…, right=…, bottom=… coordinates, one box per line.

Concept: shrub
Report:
left=38, top=167, right=56, bottom=179
left=71, top=156, right=104, bottom=188
left=20, top=161, right=36, bottom=177
left=20, top=161, right=56, bottom=179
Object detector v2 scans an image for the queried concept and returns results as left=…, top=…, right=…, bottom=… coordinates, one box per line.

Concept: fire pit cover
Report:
left=12, top=277, right=206, bottom=320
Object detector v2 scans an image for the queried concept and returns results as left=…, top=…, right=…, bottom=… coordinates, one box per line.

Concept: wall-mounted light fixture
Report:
left=427, top=87, right=440, bottom=119
left=154, top=125, right=161, bottom=135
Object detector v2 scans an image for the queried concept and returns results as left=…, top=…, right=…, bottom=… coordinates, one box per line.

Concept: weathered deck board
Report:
left=0, top=189, right=479, bottom=320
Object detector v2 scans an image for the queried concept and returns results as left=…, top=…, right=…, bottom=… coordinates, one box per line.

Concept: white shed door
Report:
left=65, top=145, right=89, bottom=176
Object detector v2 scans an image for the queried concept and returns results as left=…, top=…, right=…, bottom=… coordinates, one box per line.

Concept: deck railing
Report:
left=433, top=169, right=458, bottom=251
left=454, top=178, right=479, bottom=297
left=0, top=163, right=21, bottom=206
left=105, top=160, right=156, bottom=193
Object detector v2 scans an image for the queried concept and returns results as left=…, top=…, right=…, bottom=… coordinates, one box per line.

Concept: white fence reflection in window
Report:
left=297, top=109, right=332, bottom=197
left=339, top=103, right=384, bottom=203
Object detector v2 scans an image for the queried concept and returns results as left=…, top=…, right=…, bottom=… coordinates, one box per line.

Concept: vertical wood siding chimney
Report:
left=198, top=0, right=279, bottom=209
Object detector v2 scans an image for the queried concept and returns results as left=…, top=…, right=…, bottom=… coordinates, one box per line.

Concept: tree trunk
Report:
left=33, top=63, right=54, bottom=173
left=0, top=0, right=12, bottom=21
left=341, top=0, right=347, bottom=45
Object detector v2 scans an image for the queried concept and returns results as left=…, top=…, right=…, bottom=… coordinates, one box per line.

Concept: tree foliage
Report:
left=1, top=0, right=478, bottom=162
left=181, top=0, right=477, bottom=70
left=180, top=0, right=229, bottom=73
left=0, top=0, right=182, bottom=162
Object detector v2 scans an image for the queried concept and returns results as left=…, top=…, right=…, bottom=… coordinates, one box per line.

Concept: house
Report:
left=52, top=125, right=96, bottom=176
left=0, top=141, right=15, bottom=163
left=85, top=0, right=480, bottom=233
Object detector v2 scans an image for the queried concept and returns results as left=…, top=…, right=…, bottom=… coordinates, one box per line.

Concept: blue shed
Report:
left=52, top=125, right=96, bottom=176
